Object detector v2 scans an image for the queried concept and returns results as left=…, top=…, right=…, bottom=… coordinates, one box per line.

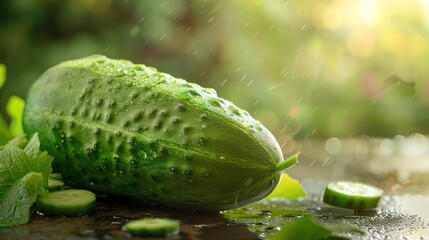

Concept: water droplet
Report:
left=198, top=138, right=206, bottom=145
left=204, top=88, right=217, bottom=95
left=178, top=91, right=193, bottom=100
left=134, top=65, right=144, bottom=71
left=96, top=99, right=104, bottom=106
left=200, top=103, right=208, bottom=109
left=115, top=69, right=126, bottom=77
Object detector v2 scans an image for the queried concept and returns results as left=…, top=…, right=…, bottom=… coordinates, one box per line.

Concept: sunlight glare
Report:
left=357, top=0, right=379, bottom=26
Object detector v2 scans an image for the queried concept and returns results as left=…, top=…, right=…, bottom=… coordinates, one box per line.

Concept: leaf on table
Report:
left=0, top=134, right=53, bottom=227
left=270, top=215, right=365, bottom=240
left=264, top=173, right=306, bottom=200
left=270, top=215, right=331, bottom=240
left=6, top=96, right=25, bottom=137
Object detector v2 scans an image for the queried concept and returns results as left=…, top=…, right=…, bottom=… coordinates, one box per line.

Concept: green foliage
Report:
left=0, top=64, right=25, bottom=145
left=0, top=64, right=5, bottom=89
left=0, top=64, right=13, bottom=145
left=264, top=173, right=306, bottom=200
left=2, top=1, right=429, bottom=138
left=0, top=134, right=53, bottom=227
left=270, top=215, right=364, bottom=240
left=6, top=96, right=25, bottom=137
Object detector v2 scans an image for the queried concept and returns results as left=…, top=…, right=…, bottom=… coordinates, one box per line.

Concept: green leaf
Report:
left=270, top=215, right=331, bottom=240
left=0, top=134, right=53, bottom=227
left=0, top=64, right=13, bottom=145
left=0, top=63, right=5, bottom=89
left=6, top=96, right=25, bottom=137
left=325, top=222, right=366, bottom=235
left=0, top=172, right=43, bottom=227
left=265, top=173, right=306, bottom=200
left=0, top=124, right=13, bottom=146
left=270, top=215, right=365, bottom=240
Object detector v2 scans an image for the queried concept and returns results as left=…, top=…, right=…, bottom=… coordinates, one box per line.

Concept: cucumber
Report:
left=323, top=181, right=383, bottom=210
left=123, top=218, right=180, bottom=237
left=47, top=173, right=65, bottom=191
left=47, top=179, right=65, bottom=191
left=23, top=55, right=290, bottom=211
left=49, top=173, right=63, bottom=181
left=36, top=189, right=96, bottom=216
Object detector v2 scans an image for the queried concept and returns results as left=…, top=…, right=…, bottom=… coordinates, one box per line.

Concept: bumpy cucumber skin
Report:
left=23, top=55, right=284, bottom=211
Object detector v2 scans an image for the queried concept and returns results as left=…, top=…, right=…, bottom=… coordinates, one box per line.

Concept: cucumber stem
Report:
left=276, top=153, right=299, bottom=172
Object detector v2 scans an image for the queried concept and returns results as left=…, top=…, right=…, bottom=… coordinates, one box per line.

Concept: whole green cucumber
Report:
left=23, top=55, right=289, bottom=211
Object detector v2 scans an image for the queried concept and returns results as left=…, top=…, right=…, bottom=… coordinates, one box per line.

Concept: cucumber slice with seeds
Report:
left=124, top=218, right=180, bottom=237
left=323, top=181, right=383, bottom=210
left=36, top=189, right=96, bottom=216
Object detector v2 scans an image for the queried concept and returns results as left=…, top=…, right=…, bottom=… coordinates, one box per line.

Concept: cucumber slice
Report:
left=124, top=218, right=180, bottom=237
left=36, top=189, right=96, bottom=216
left=47, top=179, right=65, bottom=191
left=49, top=173, right=63, bottom=181
left=323, top=181, right=383, bottom=210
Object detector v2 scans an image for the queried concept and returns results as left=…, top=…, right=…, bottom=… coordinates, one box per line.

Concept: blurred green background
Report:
left=1, top=0, right=429, bottom=144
